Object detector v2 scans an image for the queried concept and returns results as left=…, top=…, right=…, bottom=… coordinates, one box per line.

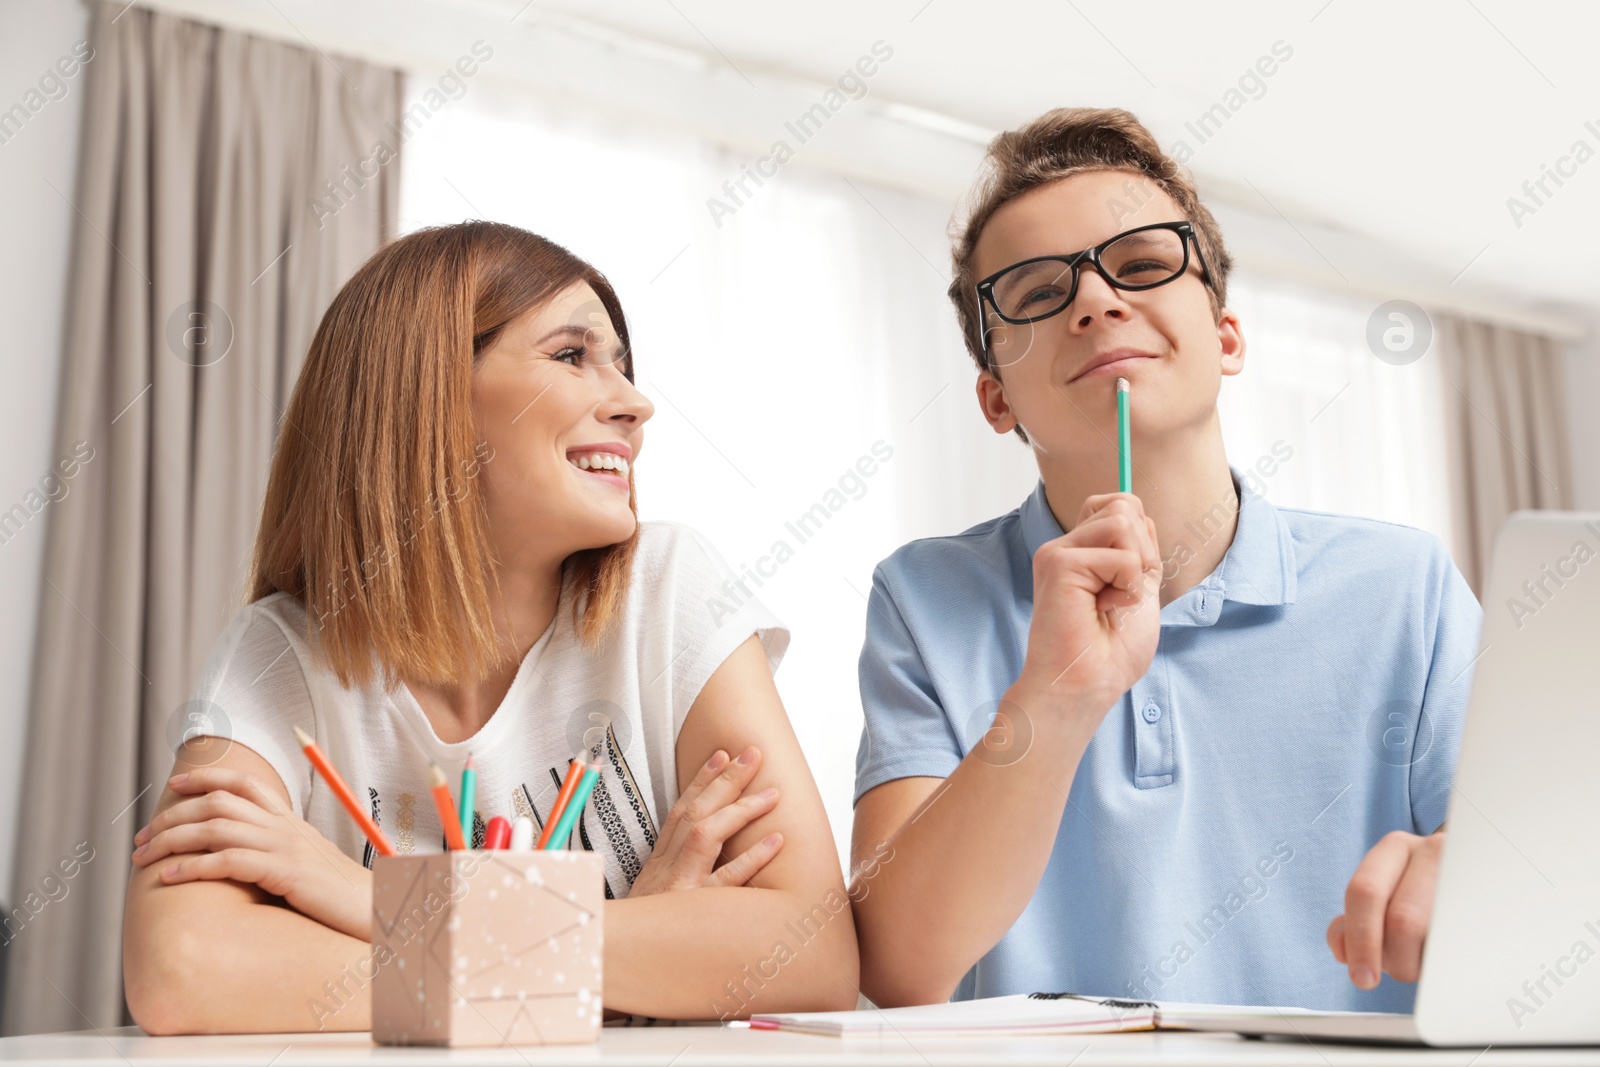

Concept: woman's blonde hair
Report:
left=246, top=221, right=639, bottom=691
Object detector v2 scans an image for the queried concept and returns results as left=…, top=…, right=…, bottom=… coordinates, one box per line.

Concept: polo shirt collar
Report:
left=1017, top=465, right=1297, bottom=628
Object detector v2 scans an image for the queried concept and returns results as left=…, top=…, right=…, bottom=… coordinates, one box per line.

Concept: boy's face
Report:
left=970, top=169, right=1244, bottom=463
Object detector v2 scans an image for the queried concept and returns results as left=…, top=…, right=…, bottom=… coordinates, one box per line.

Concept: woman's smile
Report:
left=566, top=443, right=633, bottom=491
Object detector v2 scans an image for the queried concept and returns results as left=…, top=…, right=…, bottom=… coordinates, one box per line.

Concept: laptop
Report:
left=1175, top=510, right=1600, bottom=1046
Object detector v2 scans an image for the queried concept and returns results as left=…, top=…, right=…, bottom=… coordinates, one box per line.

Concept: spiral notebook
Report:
left=747, top=993, right=1344, bottom=1039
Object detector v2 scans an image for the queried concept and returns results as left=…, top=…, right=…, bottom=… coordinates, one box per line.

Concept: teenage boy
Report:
left=850, top=108, right=1482, bottom=1013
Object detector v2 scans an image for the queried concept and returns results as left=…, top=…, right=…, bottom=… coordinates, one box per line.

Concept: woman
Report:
left=121, top=221, right=858, bottom=1032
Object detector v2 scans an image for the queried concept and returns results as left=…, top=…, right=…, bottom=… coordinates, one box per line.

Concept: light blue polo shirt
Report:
left=855, top=466, right=1483, bottom=1013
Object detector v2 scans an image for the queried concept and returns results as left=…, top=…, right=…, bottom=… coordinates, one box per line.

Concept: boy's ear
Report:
left=975, top=370, right=1019, bottom=434
left=1218, top=307, right=1245, bottom=378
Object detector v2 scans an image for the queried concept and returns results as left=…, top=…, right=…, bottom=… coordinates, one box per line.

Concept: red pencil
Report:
left=293, top=725, right=394, bottom=857
left=483, top=816, right=512, bottom=850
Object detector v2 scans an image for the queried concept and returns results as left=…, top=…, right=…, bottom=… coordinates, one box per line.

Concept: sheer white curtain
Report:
left=1220, top=271, right=1455, bottom=547
left=398, top=77, right=1035, bottom=868
left=399, top=78, right=1463, bottom=868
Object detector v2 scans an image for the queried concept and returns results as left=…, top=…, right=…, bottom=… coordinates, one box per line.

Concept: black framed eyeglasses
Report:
left=976, top=220, right=1214, bottom=336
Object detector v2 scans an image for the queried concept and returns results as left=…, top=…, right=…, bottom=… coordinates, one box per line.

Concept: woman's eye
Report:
left=553, top=347, right=585, bottom=365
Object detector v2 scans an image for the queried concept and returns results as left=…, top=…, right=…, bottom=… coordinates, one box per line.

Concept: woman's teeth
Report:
left=570, top=453, right=630, bottom=477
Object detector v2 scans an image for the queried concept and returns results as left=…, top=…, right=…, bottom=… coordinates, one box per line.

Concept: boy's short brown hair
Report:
left=948, top=107, right=1234, bottom=374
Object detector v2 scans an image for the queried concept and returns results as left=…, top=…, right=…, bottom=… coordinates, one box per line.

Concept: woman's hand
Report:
left=629, top=745, right=783, bottom=896
left=130, top=768, right=372, bottom=942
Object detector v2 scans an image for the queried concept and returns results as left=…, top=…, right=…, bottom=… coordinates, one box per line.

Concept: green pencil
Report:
left=540, top=763, right=600, bottom=850
left=1117, top=376, right=1132, bottom=493
left=459, top=752, right=477, bottom=848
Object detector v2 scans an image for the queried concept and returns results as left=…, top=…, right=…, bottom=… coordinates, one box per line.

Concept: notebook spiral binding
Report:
left=1027, top=992, right=1159, bottom=1011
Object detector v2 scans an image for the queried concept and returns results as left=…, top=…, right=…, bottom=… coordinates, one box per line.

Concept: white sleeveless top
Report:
left=182, top=521, right=789, bottom=900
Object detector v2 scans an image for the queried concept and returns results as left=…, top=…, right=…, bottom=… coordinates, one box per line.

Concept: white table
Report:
left=1, top=1024, right=1599, bottom=1066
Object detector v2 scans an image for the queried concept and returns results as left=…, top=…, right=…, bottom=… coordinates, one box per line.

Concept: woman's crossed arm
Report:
left=123, top=634, right=858, bottom=1033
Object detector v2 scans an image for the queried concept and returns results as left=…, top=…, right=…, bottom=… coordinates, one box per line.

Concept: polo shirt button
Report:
left=1142, top=703, right=1162, bottom=724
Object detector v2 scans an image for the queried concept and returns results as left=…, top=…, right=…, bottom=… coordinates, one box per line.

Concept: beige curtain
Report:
left=1, top=2, right=400, bottom=1036
left=1438, top=313, right=1575, bottom=596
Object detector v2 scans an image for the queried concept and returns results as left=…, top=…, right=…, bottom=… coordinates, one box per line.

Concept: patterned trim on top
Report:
left=605, top=723, right=658, bottom=849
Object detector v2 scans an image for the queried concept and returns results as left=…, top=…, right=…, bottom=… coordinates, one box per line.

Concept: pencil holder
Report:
left=370, top=850, right=605, bottom=1047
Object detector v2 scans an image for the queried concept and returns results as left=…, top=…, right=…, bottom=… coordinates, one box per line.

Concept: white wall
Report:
left=0, top=0, right=92, bottom=908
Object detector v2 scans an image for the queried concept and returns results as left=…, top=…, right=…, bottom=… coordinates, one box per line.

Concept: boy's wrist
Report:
left=1001, top=673, right=1108, bottom=748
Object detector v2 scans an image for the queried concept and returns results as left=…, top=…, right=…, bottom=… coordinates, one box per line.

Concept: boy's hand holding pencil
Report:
left=1008, top=377, right=1163, bottom=726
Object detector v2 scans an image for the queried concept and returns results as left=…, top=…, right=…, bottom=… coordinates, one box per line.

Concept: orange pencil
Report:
left=429, top=764, right=468, bottom=851
left=293, top=724, right=394, bottom=857
left=536, top=752, right=591, bottom=850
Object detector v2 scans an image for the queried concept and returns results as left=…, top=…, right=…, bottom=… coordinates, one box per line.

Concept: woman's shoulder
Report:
left=624, top=519, right=789, bottom=654
left=226, top=590, right=310, bottom=654
left=246, top=588, right=308, bottom=625
left=197, top=592, right=322, bottom=695
left=615, top=523, right=790, bottom=725
left=632, top=518, right=715, bottom=553
left=630, top=520, right=737, bottom=585
left=189, top=593, right=321, bottom=820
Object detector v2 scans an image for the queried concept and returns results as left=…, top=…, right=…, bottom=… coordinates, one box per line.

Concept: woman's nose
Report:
left=605, top=373, right=654, bottom=426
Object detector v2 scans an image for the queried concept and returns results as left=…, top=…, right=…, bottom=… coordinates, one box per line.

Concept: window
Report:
left=401, top=78, right=1455, bottom=864
left=1221, top=272, right=1454, bottom=547
left=399, top=77, right=1034, bottom=864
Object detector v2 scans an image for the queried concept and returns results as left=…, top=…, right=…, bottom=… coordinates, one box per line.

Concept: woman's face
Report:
left=471, top=282, right=654, bottom=568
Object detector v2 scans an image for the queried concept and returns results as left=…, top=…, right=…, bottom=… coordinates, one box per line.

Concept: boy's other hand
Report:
left=1013, top=492, right=1162, bottom=723
left=1326, top=828, right=1444, bottom=988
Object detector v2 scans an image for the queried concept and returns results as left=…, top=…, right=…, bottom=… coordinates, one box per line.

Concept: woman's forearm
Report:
left=129, top=877, right=855, bottom=1032
left=128, top=891, right=373, bottom=1034
left=604, top=885, right=859, bottom=1019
